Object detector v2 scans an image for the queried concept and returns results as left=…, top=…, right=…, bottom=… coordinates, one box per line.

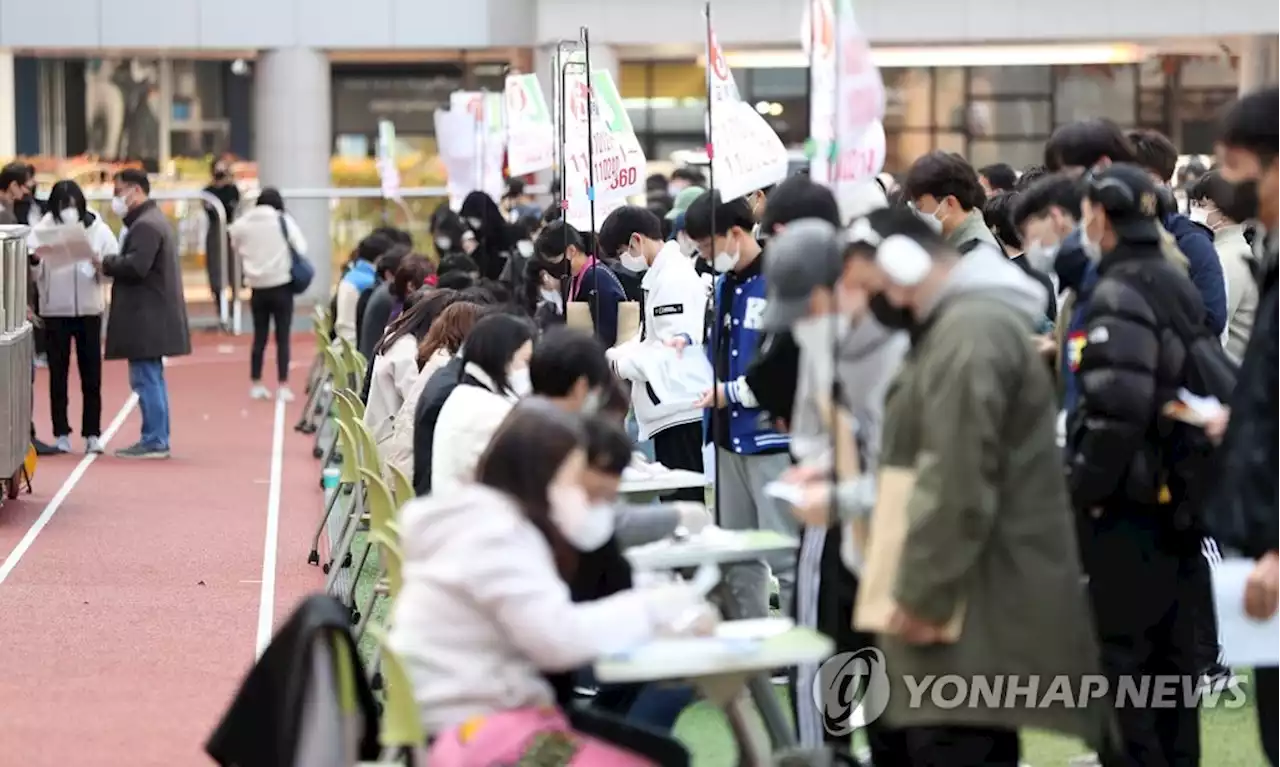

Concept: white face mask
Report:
left=466, top=216, right=483, bottom=230
left=1189, top=206, right=1213, bottom=227
left=677, top=233, right=696, bottom=258
left=540, top=289, right=564, bottom=309
left=581, top=388, right=602, bottom=415
left=508, top=366, right=532, bottom=397
left=435, top=236, right=452, bottom=252
left=620, top=241, right=648, bottom=272
left=712, top=237, right=741, bottom=273
left=110, top=196, right=129, bottom=217
left=59, top=208, right=81, bottom=225
left=549, top=483, right=615, bottom=552
left=517, top=239, right=535, bottom=258
left=910, top=202, right=945, bottom=234
left=1024, top=239, right=1059, bottom=273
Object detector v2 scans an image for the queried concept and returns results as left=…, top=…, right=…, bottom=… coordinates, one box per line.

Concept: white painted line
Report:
left=254, top=397, right=287, bottom=659
left=0, top=393, right=140, bottom=586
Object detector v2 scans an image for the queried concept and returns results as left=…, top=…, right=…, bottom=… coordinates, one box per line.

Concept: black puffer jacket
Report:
left=1067, top=240, right=1202, bottom=511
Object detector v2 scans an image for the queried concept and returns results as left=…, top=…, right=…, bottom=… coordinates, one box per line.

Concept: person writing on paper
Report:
left=101, top=168, right=192, bottom=459
left=393, top=401, right=703, bottom=766
left=228, top=188, right=306, bottom=402
left=534, top=221, right=626, bottom=347
left=429, top=313, right=537, bottom=494
left=598, top=206, right=709, bottom=500
left=1063, top=164, right=1231, bottom=766
left=760, top=213, right=909, bottom=758
left=843, top=208, right=1109, bottom=763
left=1206, top=86, right=1279, bottom=767
left=684, top=191, right=798, bottom=619
left=28, top=180, right=118, bottom=455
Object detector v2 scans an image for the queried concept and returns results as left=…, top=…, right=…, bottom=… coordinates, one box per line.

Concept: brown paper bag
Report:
left=565, top=300, right=641, bottom=347
left=853, top=465, right=967, bottom=642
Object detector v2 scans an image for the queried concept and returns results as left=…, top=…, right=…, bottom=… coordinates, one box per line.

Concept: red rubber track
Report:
left=0, top=333, right=323, bottom=766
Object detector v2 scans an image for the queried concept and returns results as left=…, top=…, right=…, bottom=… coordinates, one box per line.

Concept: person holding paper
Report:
left=28, top=180, right=118, bottom=455
left=101, top=169, right=192, bottom=460
left=841, top=208, right=1109, bottom=763
left=534, top=221, right=627, bottom=348
left=598, top=206, right=709, bottom=501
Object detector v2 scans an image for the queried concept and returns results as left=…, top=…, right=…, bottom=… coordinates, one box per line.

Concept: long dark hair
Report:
left=459, top=191, right=514, bottom=279
left=476, top=398, right=585, bottom=577
left=45, top=179, right=92, bottom=228
left=459, top=313, right=537, bottom=394
left=375, top=287, right=458, bottom=356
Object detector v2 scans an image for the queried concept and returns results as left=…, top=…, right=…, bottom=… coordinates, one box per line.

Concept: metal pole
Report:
left=704, top=1, right=723, bottom=525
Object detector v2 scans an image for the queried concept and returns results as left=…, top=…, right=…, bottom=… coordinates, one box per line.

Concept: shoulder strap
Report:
left=1107, top=261, right=1207, bottom=345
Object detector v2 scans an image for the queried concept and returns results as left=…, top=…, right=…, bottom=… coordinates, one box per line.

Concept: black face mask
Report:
left=868, top=293, right=915, bottom=332
left=542, top=258, right=570, bottom=279
left=1222, top=179, right=1261, bottom=223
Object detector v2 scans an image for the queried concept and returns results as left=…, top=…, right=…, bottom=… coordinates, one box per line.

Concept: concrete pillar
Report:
left=254, top=48, right=332, bottom=302
left=1238, top=35, right=1278, bottom=96
left=0, top=50, right=15, bottom=161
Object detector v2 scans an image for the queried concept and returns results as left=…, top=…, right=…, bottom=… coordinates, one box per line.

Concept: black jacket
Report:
left=1207, top=240, right=1279, bottom=558
left=1067, top=240, right=1203, bottom=511
left=412, top=356, right=465, bottom=495
left=206, top=595, right=379, bottom=767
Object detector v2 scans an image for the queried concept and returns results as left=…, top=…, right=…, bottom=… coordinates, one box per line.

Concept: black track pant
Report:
left=250, top=284, right=294, bottom=383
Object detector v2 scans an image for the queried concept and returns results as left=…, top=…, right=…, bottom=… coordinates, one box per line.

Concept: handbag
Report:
left=279, top=213, right=314, bottom=294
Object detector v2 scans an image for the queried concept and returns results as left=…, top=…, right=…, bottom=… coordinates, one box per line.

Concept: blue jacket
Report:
left=704, top=266, right=789, bottom=455
left=572, top=261, right=626, bottom=347
left=1164, top=212, right=1227, bottom=335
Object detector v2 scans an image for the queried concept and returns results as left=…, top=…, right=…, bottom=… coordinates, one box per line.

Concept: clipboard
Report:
left=853, top=465, right=967, bottom=642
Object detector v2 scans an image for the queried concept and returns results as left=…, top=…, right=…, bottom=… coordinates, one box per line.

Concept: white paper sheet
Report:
left=30, top=225, right=98, bottom=268
left=1212, top=558, right=1280, bottom=666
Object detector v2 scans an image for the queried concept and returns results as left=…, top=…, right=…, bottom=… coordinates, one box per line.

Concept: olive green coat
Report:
left=875, top=254, right=1114, bottom=750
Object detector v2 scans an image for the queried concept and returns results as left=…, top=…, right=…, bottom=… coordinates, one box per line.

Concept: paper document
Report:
left=30, top=225, right=98, bottom=268
left=1162, top=387, right=1226, bottom=427
left=1212, top=558, right=1280, bottom=666
left=764, top=481, right=805, bottom=506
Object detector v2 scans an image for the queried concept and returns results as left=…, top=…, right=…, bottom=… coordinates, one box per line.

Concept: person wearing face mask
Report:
left=100, top=168, right=192, bottom=459
left=393, top=401, right=702, bottom=766
left=27, top=179, right=119, bottom=455
left=1188, top=170, right=1257, bottom=363
left=597, top=206, right=711, bottom=500
left=459, top=191, right=516, bottom=281
left=683, top=190, right=798, bottom=620
left=982, top=190, right=1056, bottom=331
left=0, top=161, right=30, bottom=224
left=1066, top=164, right=1239, bottom=767
left=839, top=208, right=1111, bottom=766
left=534, top=221, right=627, bottom=347
left=429, top=313, right=537, bottom=493
left=903, top=151, right=1001, bottom=254
left=203, top=159, right=242, bottom=324
left=759, top=216, right=908, bottom=757
left=1204, top=86, right=1279, bottom=767
left=666, top=167, right=705, bottom=199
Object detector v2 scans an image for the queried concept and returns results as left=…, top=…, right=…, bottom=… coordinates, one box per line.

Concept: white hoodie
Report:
left=28, top=210, right=118, bottom=317
left=228, top=204, right=307, bottom=289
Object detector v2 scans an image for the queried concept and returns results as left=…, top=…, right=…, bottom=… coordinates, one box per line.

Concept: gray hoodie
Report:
left=921, top=243, right=1049, bottom=327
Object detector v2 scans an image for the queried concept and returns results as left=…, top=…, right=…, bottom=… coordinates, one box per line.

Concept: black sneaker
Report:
left=32, top=438, right=59, bottom=456
left=114, top=442, right=171, bottom=460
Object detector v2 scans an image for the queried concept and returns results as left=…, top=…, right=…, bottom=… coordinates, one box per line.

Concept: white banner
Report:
left=706, top=18, right=788, bottom=201
left=504, top=74, right=555, bottom=177
left=561, top=68, right=647, bottom=232
left=449, top=91, right=507, bottom=204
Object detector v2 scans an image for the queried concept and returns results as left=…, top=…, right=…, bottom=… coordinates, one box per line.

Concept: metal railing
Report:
left=0, top=225, right=34, bottom=483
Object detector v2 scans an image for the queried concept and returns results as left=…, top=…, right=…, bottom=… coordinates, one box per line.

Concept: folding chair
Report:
left=338, top=421, right=386, bottom=613
left=365, top=625, right=426, bottom=764
left=387, top=465, right=414, bottom=507
left=318, top=422, right=365, bottom=589
left=352, top=468, right=398, bottom=638
left=363, top=527, right=403, bottom=694
left=297, top=322, right=335, bottom=434
left=337, top=336, right=365, bottom=392
left=312, top=345, right=348, bottom=459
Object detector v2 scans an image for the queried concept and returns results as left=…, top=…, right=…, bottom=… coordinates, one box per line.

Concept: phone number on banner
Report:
left=566, top=131, right=645, bottom=200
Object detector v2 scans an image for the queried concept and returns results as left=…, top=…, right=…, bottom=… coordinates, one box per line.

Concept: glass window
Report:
left=882, top=68, right=932, bottom=129
left=746, top=68, right=806, bottom=99
left=933, top=68, right=966, bottom=132
left=1055, top=65, right=1136, bottom=126
left=968, top=66, right=1051, bottom=97
left=469, top=62, right=508, bottom=92
left=884, top=130, right=931, bottom=173
left=85, top=58, right=162, bottom=162
left=966, top=99, right=1051, bottom=138
left=934, top=131, right=966, bottom=156
left=969, top=139, right=1043, bottom=171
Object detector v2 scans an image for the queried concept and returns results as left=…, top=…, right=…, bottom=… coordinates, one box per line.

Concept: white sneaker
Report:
left=276, top=386, right=295, bottom=403
left=250, top=384, right=271, bottom=400
left=85, top=436, right=104, bottom=455
left=53, top=435, right=72, bottom=453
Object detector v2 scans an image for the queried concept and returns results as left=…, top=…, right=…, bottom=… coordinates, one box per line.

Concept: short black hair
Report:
left=535, top=220, right=586, bottom=259
left=477, top=278, right=512, bottom=305
left=375, top=250, right=404, bottom=279
left=903, top=151, right=986, bottom=211
left=1187, top=170, right=1240, bottom=219
left=982, top=191, right=1021, bottom=250
left=460, top=313, right=538, bottom=395
left=437, top=272, right=474, bottom=290
left=45, top=179, right=88, bottom=224
left=438, top=254, right=480, bottom=277
left=530, top=326, right=610, bottom=397
left=506, top=177, right=527, bottom=197
left=1015, top=164, right=1049, bottom=190
left=760, top=174, right=841, bottom=232
left=683, top=190, right=754, bottom=241
left=114, top=168, right=150, bottom=195
left=257, top=187, right=285, bottom=211
left=978, top=163, right=1018, bottom=192
left=1127, top=129, right=1179, bottom=182
left=372, top=226, right=413, bottom=246
left=457, top=285, right=501, bottom=305
left=848, top=206, right=949, bottom=261
left=1044, top=118, right=1136, bottom=171
left=1219, top=87, right=1279, bottom=164
left=1011, top=172, right=1085, bottom=230
left=598, top=205, right=663, bottom=257
left=671, top=167, right=706, bottom=186
left=356, top=232, right=395, bottom=263
left=583, top=416, right=632, bottom=476
left=541, top=205, right=563, bottom=226
left=0, top=162, right=29, bottom=190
